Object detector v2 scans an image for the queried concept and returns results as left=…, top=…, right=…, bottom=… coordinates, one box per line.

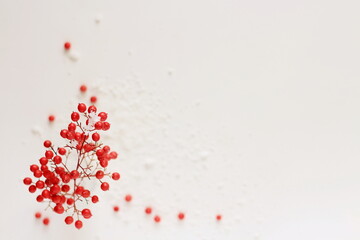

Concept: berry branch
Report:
left=23, top=103, right=120, bottom=229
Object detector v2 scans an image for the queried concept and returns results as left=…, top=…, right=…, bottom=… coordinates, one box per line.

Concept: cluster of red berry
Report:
left=23, top=102, right=120, bottom=229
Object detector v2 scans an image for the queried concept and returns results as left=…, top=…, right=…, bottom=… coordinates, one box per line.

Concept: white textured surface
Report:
left=1, top=0, right=360, bottom=239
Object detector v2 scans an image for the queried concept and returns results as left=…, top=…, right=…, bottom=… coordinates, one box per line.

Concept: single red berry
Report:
left=54, top=204, right=65, bottom=214
left=90, top=96, right=97, bottom=103
left=40, top=165, right=48, bottom=172
left=68, top=122, right=77, bottom=131
left=95, top=170, right=104, bottom=179
left=53, top=155, right=62, bottom=164
left=58, top=148, right=66, bottom=155
left=45, top=150, right=54, bottom=159
left=98, top=112, right=108, bottom=121
left=23, top=177, right=32, bottom=185
left=65, top=216, right=74, bottom=225
left=61, top=185, right=70, bottom=192
left=154, top=215, right=161, bottom=223
left=48, top=115, right=55, bottom=122
left=77, top=103, right=87, bottom=113
left=30, top=164, right=39, bottom=172
left=100, top=182, right=109, bottom=191
left=33, top=170, right=42, bottom=178
left=39, top=157, right=48, bottom=165
left=92, top=132, right=100, bottom=141
left=145, top=207, right=152, bottom=214
left=81, top=209, right=92, bottom=219
left=75, top=186, right=84, bottom=195
left=71, top=112, right=80, bottom=121
left=60, top=129, right=68, bottom=138
left=64, top=42, right=71, bottom=50
left=67, top=198, right=74, bottom=205
left=88, top=105, right=97, bottom=113
left=43, top=140, right=52, bottom=148
left=112, top=172, right=120, bottom=180
left=216, top=214, right=222, bottom=221
left=113, top=206, right=119, bottom=212
left=41, top=189, right=50, bottom=198
left=94, top=121, right=103, bottom=130
left=125, top=194, right=132, bottom=202
left=50, top=185, right=60, bottom=195
left=43, top=217, right=50, bottom=225
left=28, top=185, right=36, bottom=193
left=178, top=212, right=185, bottom=220
left=36, top=195, right=44, bottom=202
left=99, top=159, right=108, bottom=168
left=36, top=180, right=45, bottom=189
left=82, top=190, right=91, bottom=198
left=91, top=195, right=99, bottom=203
left=75, top=220, right=83, bottom=229
left=70, top=170, right=80, bottom=179
left=96, top=149, right=104, bottom=157
left=102, top=122, right=110, bottom=131
left=103, top=145, right=110, bottom=152
left=35, top=212, right=41, bottom=219
left=80, top=85, right=87, bottom=93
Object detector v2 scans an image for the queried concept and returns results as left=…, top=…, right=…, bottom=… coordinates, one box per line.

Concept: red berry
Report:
left=48, top=115, right=55, bottom=122
left=54, top=204, right=64, bottom=214
left=67, top=198, right=74, bottom=205
left=35, top=212, right=41, bottom=219
left=98, top=112, right=108, bottom=121
left=77, top=103, right=87, bottom=113
left=23, top=177, right=32, bottom=185
left=75, top=220, right=83, bottom=229
left=68, top=122, right=76, bottom=131
left=113, top=206, right=119, bottom=212
left=125, top=194, right=132, bottom=202
left=102, top=122, right=110, bottom=131
left=64, top=42, right=71, bottom=50
left=216, top=214, right=222, bottom=221
left=80, top=85, right=87, bottom=93
left=30, top=164, right=39, bottom=172
left=100, top=182, right=109, bottom=191
left=43, top=217, right=50, bottom=225
left=178, top=212, right=185, bottom=220
left=70, top=170, right=80, bottom=179
left=95, top=170, right=104, bottom=179
left=53, top=155, right=62, bottom=164
left=42, top=189, right=50, bottom=198
left=94, top=121, right=103, bottom=130
left=81, top=209, right=92, bottom=219
left=50, top=185, right=60, bottom=195
left=39, top=157, right=48, bottom=165
left=88, top=105, right=97, bottom=113
left=28, top=185, right=36, bottom=193
left=99, top=159, right=108, bottom=168
left=92, top=132, right=100, bottom=141
left=33, top=170, right=42, bottom=178
left=145, top=207, right=152, bottom=214
left=36, top=180, right=45, bottom=189
left=109, top=151, right=118, bottom=159
left=82, top=190, right=90, bottom=198
left=58, top=148, right=66, bottom=155
left=71, top=112, right=80, bottom=121
left=112, top=172, right=120, bottom=180
left=75, top=186, right=84, bottom=195
left=154, top=215, right=161, bottom=223
left=103, top=145, right=110, bottom=152
left=36, top=195, right=44, bottom=202
left=65, top=216, right=74, bottom=225
left=90, top=96, right=97, bottom=103
left=43, top=140, right=52, bottom=148
left=60, top=129, right=68, bottom=138
left=61, top=185, right=70, bottom=192
left=96, top=149, right=104, bottom=157
left=45, top=150, right=54, bottom=159
left=91, top=195, right=99, bottom=203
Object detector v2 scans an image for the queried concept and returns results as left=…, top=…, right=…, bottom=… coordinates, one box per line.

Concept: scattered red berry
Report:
left=23, top=177, right=32, bottom=185
left=65, top=216, right=74, bottom=225
left=79, top=85, right=87, bottom=93
left=125, top=194, right=132, bottom=202
left=43, top=140, right=52, bottom=148
left=91, top=195, right=99, bottom=203
left=101, top=182, right=109, bottom=191
left=90, top=96, right=97, bottom=103
left=113, top=206, right=119, bottom=212
left=58, top=148, right=66, bottom=155
left=112, top=172, right=120, bottom=180
left=81, top=209, right=92, bottom=219
left=35, top=212, right=41, bottom=219
left=178, top=212, right=185, bottom=220
left=92, top=132, right=100, bottom=141
left=48, top=115, right=55, bottom=122
left=145, top=207, right=152, bottom=214
left=154, top=215, right=161, bottom=223
left=64, top=42, right=71, bottom=50
left=216, top=214, right=222, bottom=221
left=43, top=217, right=50, bottom=225
left=77, top=103, right=87, bottom=113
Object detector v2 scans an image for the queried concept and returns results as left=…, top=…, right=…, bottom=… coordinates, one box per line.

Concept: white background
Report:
left=1, top=0, right=360, bottom=239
